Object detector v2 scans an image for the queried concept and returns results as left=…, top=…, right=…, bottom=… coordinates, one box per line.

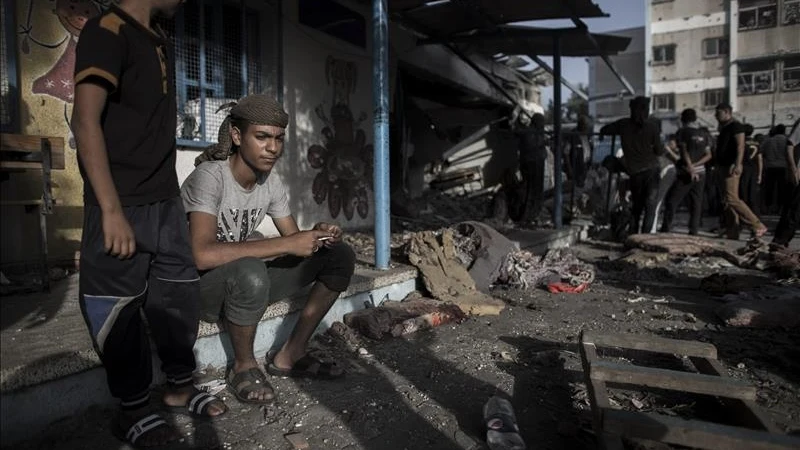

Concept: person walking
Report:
left=739, top=125, right=763, bottom=218
left=761, top=124, right=789, bottom=214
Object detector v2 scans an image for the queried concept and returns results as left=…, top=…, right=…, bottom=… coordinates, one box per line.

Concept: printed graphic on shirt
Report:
left=217, top=207, right=264, bottom=242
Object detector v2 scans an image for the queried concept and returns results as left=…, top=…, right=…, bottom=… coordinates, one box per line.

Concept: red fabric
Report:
left=546, top=282, right=588, bottom=294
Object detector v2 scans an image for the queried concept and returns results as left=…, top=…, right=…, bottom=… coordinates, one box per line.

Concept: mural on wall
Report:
left=307, top=56, right=373, bottom=220
left=19, top=0, right=111, bottom=148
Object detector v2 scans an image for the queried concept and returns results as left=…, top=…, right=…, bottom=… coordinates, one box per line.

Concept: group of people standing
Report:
left=515, top=96, right=799, bottom=250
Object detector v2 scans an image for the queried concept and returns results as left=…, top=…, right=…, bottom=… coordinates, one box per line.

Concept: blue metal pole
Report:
left=373, top=0, right=390, bottom=270
left=552, top=34, right=563, bottom=228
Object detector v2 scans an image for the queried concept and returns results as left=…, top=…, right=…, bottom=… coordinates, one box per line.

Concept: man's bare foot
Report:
left=114, top=407, right=180, bottom=447
left=163, top=385, right=227, bottom=417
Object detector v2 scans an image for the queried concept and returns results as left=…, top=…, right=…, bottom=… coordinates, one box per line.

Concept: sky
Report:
left=521, top=0, right=646, bottom=106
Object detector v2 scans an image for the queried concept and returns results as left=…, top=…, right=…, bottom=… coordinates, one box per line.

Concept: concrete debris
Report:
left=715, top=284, right=800, bottom=328
left=284, top=432, right=309, bottom=450
left=406, top=229, right=505, bottom=315
left=625, top=233, right=731, bottom=257
left=700, top=273, right=771, bottom=295
left=497, top=249, right=595, bottom=290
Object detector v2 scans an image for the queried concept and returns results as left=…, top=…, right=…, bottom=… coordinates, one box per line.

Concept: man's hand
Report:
left=288, top=230, right=333, bottom=257
left=313, top=222, right=343, bottom=247
left=102, top=210, right=136, bottom=259
left=791, top=168, right=800, bottom=186
left=730, top=164, right=742, bottom=177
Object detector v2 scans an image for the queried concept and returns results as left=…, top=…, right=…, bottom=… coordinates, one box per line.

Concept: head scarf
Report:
left=194, top=94, right=289, bottom=166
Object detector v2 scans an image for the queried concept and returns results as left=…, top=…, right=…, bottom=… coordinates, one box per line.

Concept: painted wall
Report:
left=651, top=0, right=726, bottom=22
left=737, top=25, right=800, bottom=60
left=650, top=25, right=728, bottom=83
left=1, top=0, right=111, bottom=265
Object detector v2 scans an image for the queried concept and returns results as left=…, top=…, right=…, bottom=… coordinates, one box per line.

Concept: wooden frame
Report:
left=579, top=331, right=800, bottom=450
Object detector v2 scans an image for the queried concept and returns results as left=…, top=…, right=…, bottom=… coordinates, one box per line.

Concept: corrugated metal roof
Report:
left=448, top=26, right=632, bottom=57
left=400, top=0, right=607, bottom=35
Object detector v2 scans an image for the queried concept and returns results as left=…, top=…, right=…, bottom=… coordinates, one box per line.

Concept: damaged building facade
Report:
left=0, top=0, right=545, bottom=267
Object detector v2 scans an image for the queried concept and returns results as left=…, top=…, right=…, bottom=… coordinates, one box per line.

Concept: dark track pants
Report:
left=79, top=197, right=200, bottom=409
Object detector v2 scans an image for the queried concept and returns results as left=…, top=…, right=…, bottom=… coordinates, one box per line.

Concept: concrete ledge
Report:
left=0, top=264, right=417, bottom=447
left=504, top=223, right=588, bottom=254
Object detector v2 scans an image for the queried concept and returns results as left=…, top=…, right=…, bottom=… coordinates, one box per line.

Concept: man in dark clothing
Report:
left=739, top=125, right=762, bottom=217
left=565, top=115, right=593, bottom=189
left=599, top=96, right=664, bottom=234
left=660, top=109, right=712, bottom=235
left=72, top=0, right=227, bottom=446
left=714, top=103, right=766, bottom=238
left=517, top=113, right=548, bottom=221
left=772, top=119, right=800, bottom=249
left=761, top=124, right=789, bottom=214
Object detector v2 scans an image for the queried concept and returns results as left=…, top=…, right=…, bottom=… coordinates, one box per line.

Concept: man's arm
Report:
left=733, top=132, right=745, bottom=175
left=787, top=142, right=799, bottom=185
left=72, top=82, right=135, bottom=259
left=756, top=153, right=763, bottom=184
left=694, top=148, right=712, bottom=167
left=188, top=212, right=329, bottom=271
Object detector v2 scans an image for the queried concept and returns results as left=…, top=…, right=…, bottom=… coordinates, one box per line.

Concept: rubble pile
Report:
left=496, top=248, right=595, bottom=290
left=342, top=296, right=467, bottom=340
left=715, top=283, right=800, bottom=328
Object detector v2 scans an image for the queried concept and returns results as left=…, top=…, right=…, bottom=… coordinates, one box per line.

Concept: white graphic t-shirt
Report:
left=180, top=160, right=291, bottom=243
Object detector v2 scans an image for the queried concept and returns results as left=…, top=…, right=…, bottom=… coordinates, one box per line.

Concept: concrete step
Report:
left=0, top=262, right=417, bottom=447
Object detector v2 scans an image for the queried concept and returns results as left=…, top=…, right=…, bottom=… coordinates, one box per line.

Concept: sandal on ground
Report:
left=163, top=388, right=228, bottom=420
left=226, top=367, right=276, bottom=404
left=266, top=353, right=344, bottom=380
left=112, top=412, right=177, bottom=448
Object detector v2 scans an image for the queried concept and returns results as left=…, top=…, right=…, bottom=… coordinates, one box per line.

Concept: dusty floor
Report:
left=9, top=241, right=800, bottom=450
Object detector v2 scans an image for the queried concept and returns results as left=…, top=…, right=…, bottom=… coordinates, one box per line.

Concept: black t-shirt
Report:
left=600, top=118, right=663, bottom=174
left=715, top=120, right=745, bottom=167
left=742, top=139, right=759, bottom=167
left=675, top=126, right=711, bottom=164
left=74, top=6, right=178, bottom=206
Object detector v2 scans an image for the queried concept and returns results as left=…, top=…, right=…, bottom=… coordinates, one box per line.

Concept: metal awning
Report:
left=423, top=26, right=632, bottom=57
left=398, top=0, right=607, bottom=35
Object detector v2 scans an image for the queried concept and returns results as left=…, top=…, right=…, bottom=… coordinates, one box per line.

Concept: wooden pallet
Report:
left=579, top=331, right=800, bottom=450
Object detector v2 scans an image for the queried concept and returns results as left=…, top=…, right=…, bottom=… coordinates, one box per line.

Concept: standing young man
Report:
left=516, top=113, right=548, bottom=222
left=660, top=109, right=712, bottom=235
left=72, top=1, right=226, bottom=446
left=713, top=103, right=767, bottom=239
left=599, top=96, right=664, bottom=234
left=181, top=94, right=355, bottom=405
left=771, top=119, right=800, bottom=249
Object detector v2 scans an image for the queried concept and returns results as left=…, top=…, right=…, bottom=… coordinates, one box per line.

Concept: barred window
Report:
left=785, top=0, right=800, bottom=25
left=738, top=61, right=776, bottom=95
left=702, top=38, right=728, bottom=58
left=653, top=93, right=675, bottom=111
left=702, top=89, right=726, bottom=109
left=653, top=45, right=675, bottom=65
left=739, top=0, right=777, bottom=30
left=159, top=0, right=278, bottom=146
left=783, top=58, right=800, bottom=91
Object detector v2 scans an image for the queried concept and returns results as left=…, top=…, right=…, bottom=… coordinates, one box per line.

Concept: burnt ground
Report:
left=9, top=241, right=800, bottom=450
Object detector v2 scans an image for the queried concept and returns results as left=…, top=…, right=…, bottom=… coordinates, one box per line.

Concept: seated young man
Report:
left=180, top=94, right=356, bottom=405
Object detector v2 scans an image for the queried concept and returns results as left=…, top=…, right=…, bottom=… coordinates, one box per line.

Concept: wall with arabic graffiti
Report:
left=2, top=0, right=113, bottom=265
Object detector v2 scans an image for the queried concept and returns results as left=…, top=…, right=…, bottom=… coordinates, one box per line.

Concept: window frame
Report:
left=165, top=0, right=272, bottom=148
left=702, top=89, right=726, bottom=109
left=1, top=0, right=19, bottom=133
left=784, top=0, right=800, bottom=25
left=782, top=58, right=800, bottom=92
left=652, top=44, right=676, bottom=66
left=738, top=61, right=776, bottom=95
left=652, top=93, right=675, bottom=112
left=702, top=37, right=728, bottom=59
left=738, top=0, right=778, bottom=31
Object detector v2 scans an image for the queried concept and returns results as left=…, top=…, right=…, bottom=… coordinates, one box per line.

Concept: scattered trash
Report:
left=546, top=282, right=589, bottom=294
left=497, top=248, right=595, bottom=290
left=196, top=378, right=226, bottom=396
left=715, top=284, right=800, bottom=328
left=284, top=432, right=309, bottom=450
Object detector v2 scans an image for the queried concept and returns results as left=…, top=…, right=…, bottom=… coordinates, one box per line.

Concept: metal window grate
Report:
left=160, top=0, right=263, bottom=145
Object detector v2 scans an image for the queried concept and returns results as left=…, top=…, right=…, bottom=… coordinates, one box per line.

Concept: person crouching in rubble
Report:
left=660, top=108, right=712, bottom=235
left=180, top=94, right=355, bottom=404
left=599, top=96, right=665, bottom=235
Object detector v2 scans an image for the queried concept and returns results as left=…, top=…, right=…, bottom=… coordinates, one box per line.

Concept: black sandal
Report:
left=226, top=367, right=276, bottom=404
left=112, top=412, right=177, bottom=448
left=266, top=354, right=344, bottom=380
left=163, top=388, right=228, bottom=419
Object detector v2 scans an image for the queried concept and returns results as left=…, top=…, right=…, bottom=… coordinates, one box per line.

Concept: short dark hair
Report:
left=680, top=108, right=697, bottom=123
left=743, top=123, right=754, bottom=137
left=629, top=96, right=650, bottom=109
left=769, top=124, right=786, bottom=136
left=715, top=103, right=733, bottom=113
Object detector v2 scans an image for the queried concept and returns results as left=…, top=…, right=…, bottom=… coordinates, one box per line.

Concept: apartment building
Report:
left=647, top=0, right=800, bottom=131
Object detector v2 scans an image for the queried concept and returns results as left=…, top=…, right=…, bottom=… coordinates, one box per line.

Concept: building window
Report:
left=652, top=0, right=674, bottom=3
left=653, top=93, right=675, bottom=111
left=652, top=45, right=676, bottom=65
left=702, top=89, right=726, bottom=109
left=1, top=0, right=19, bottom=133
left=785, top=0, right=800, bottom=25
left=739, top=0, right=777, bottom=30
left=783, top=58, right=800, bottom=91
left=159, top=0, right=274, bottom=146
left=702, top=38, right=728, bottom=58
left=738, top=61, right=776, bottom=95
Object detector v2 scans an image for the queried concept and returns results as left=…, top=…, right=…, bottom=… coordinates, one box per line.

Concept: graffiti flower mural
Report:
left=308, top=56, right=373, bottom=220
